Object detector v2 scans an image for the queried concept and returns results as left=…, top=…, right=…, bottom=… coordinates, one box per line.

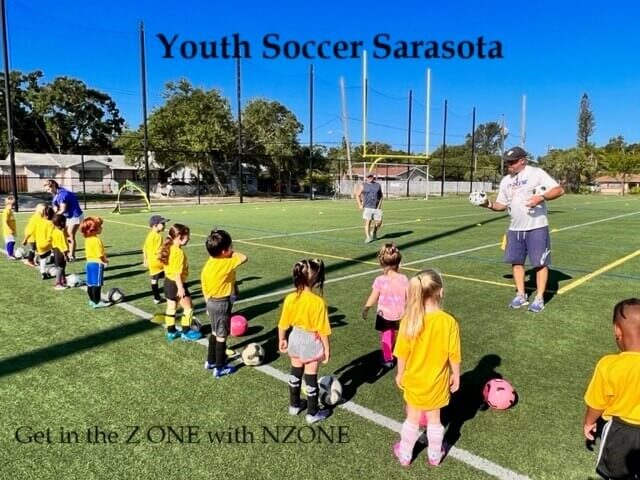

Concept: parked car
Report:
left=158, top=180, right=199, bottom=197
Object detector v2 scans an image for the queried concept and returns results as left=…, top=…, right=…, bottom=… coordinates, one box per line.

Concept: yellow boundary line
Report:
left=557, top=249, right=640, bottom=295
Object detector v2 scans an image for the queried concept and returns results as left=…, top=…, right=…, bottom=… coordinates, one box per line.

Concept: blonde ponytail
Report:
left=400, top=269, right=444, bottom=339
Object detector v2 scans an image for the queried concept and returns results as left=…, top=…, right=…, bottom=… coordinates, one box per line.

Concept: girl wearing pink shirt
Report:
left=362, top=243, right=409, bottom=368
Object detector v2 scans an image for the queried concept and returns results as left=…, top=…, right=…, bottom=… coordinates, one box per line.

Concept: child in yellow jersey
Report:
left=584, top=298, right=640, bottom=480
left=278, top=258, right=331, bottom=424
left=201, top=229, right=248, bottom=378
left=34, top=205, right=55, bottom=280
left=393, top=269, right=461, bottom=467
left=143, top=215, right=169, bottom=304
left=2, top=195, right=17, bottom=259
left=158, top=224, right=202, bottom=342
left=22, top=203, right=46, bottom=267
left=51, top=214, right=70, bottom=290
left=80, top=217, right=109, bottom=308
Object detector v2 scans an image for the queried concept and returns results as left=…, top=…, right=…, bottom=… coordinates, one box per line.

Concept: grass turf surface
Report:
left=2, top=194, right=639, bottom=479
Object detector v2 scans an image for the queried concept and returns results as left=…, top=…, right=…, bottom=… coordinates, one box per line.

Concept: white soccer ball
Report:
left=66, top=273, right=80, bottom=287
left=107, top=287, right=125, bottom=303
left=241, top=342, right=265, bottom=366
left=47, top=265, right=58, bottom=277
left=532, top=185, right=547, bottom=197
left=14, top=247, right=25, bottom=259
left=469, top=191, right=488, bottom=207
left=319, top=375, right=343, bottom=406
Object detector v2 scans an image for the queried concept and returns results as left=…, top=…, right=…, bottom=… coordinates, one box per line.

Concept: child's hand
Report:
left=361, top=307, right=369, bottom=320
left=143, top=258, right=148, bottom=268
left=583, top=422, right=597, bottom=441
left=322, top=352, right=330, bottom=364
left=278, top=339, right=288, bottom=353
left=449, top=376, right=460, bottom=393
left=395, top=373, right=403, bottom=390
left=177, top=287, right=185, bottom=298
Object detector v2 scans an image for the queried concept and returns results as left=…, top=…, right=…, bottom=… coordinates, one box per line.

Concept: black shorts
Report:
left=596, top=417, right=640, bottom=479
left=151, top=271, right=165, bottom=282
left=53, top=248, right=67, bottom=269
left=164, top=279, right=190, bottom=302
left=375, top=314, right=400, bottom=332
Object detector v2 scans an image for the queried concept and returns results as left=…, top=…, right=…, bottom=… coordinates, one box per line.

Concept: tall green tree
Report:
left=577, top=93, right=595, bottom=148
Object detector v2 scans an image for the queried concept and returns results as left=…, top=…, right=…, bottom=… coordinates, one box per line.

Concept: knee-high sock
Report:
left=426, top=424, right=445, bottom=462
left=215, top=339, right=227, bottom=367
left=380, top=329, right=396, bottom=362
left=6, top=241, right=15, bottom=257
left=304, top=374, right=319, bottom=416
left=151, top=280, right=161, bottom=301
left=180, top=308, right=193, bottom=328
left=289, top=366, right=304, bottom=408
left=39, top=257, right=47, bottom=274
left=207, top=335, right=216, bottom=364
left=165, top=305, right=176, bottom=330
left=399, top=420, right=420, bottom=460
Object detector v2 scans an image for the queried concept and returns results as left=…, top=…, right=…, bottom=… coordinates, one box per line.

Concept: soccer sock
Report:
left=380, top=330, right=395, bottom=362
left=95, top=287, right=102, bottom=303
left=27, top=244, right=35, bottom=262
left=165, top=306, right=176, bottom=327
left=55, top=267, right=63, bottom=285
left=151, top=281, right=161, bottom=300
left=289, top=366, right=304, bottom=408
left=426, top=423, right=445, bottom=463
left=6, top=241, right=15, bottom=257
left=180, top=308, right=193, bottom=329
left=399, top=420, right=420, bottom=460
left=207, top=335, right=216, bottom=364
left=215, top=339, right=227, bottom=367
left=88, top=286, right=98, bottom=303
left=304, top=374, right=319, bottom=416
left=39, top=257, right=47, bottom=274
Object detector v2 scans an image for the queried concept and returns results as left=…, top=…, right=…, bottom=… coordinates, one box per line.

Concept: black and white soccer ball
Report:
left=106, top=287, right=125, bottom=303
left=318, top=375, right=343, bottom=406
left=532, top=185, right=547, bottom=197
left=66, top=273, right=81, bottom=287
left=241, top=343, right=265, bottom=366
left=469, top=191, right=488, bottom=207
left=14, top=247, right=25, bottom=259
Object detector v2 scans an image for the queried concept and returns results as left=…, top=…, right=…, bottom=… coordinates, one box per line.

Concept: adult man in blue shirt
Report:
left=44, top=179, right=84, bottom=261
left=355, top=173, right=383, bottom=243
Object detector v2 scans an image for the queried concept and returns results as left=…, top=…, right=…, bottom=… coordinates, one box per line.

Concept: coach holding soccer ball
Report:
left=481, top=147, right=564, bottom=313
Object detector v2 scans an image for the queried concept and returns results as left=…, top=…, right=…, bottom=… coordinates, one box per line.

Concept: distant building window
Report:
left=79, top=170, right=103, bottom=182
left=39, top=167, right=56, bottom=178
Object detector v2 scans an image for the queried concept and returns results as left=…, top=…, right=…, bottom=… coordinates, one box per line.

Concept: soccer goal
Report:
left=111, top=180, right=151, bottom=214
left=338, top=161, right=430, bottom=199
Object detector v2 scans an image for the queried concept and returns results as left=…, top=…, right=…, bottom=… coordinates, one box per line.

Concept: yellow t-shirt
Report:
left=165, top=245, right=188, bottom=282
left=277, top=290, right=331, bottom=337
left=51, top=229, right=68, bottom=253
left=143, top=230, right=164, bottom=275
left=394, top=309, right=461, bottom=410
left=34, top=218, right=54, bottom=255
left=24, top=213, right=40, bottom=243
left=85, top=236, right=106, bottom=263
left=200, top=253, right=245, bottom=299
left=584, top=351, right=640, bottom=425
left=2, top=206, right=16, bottom=237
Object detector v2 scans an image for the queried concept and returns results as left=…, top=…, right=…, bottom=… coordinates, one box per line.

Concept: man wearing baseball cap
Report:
left=355, top=173, right=383, bottom=243
left=143, top=215, right=169, bottom=304
left=482, top=146, right=564, bottom=313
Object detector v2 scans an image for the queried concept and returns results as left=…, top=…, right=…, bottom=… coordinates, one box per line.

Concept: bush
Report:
left=629, top=186, right=640, bottom=195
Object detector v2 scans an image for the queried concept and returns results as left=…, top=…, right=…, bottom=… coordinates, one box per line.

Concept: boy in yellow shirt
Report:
left=2, top=195, right=17, bottom=259
left=201, top=229, right=248, bottom=378
left=51, top=214, right=70, bottom=289
left=584, top=298, right=640, bottom=479
left=143, top=215, right=168, bottom=304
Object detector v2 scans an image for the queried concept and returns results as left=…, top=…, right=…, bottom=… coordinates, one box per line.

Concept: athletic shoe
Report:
left=91, top=301, right=110, bottom=309
left=166, top=330, right=181, bottom=342
left=305, top=409, right=330, bottom=424
left=181, top=329, right=203, bottom=342
left=427, top=443, right=449, bottom=466
left=7, top=255, right=17, bottom=260
left=288, top=401, right=306, bottom=416
left=528, top=297, right=545, bottom=313
left=41, top=273, right=53, bottom=280
left=509, top=294, right=529, bottom=309
left=153, top=298, right=165, bottom=305
left=381, top=361, right=395, bottom=369
left=364, top=237, right=373, bottom=244
left=392, top=442, right=412, bottom=467
left=204, top=361, right=215, bottom=370
left=213, top=364, right=237, bottom=378
left=54, top=284, right=68, bottom=290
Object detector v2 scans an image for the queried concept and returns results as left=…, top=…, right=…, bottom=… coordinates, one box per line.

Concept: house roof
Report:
left=354, top=165, right=429, bottom=178
left=0, top=152, right=160, bottom=171
left=595, top=174, right=640, bottom=183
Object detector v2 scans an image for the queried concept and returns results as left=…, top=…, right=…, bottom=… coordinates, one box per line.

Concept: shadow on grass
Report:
left=379, top=230, right=413, bottom=240
left=0, top=320, right=155, bottom=379
left=334, top=350, right=392, bottom=402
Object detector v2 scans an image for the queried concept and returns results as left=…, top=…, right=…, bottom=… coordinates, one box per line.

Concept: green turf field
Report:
left=2, top=194, right=639, bottom=480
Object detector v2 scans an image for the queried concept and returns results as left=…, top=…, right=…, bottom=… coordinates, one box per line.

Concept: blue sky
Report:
left=6, top=0, right=640, bottom=159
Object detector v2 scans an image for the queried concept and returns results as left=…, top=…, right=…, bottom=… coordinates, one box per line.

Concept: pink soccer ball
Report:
left=483, top=378, right=517, bottom=410
left=230, top=314, right=248, bottom=337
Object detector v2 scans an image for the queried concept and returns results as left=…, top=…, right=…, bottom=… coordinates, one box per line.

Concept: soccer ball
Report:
left=241, top=343, right=265, bottom=366
left=230, top=314, right=248, bottom=336
left=469, top=191, right=488, bottom=207
left=483, top=378, right=517, bottom=410
left=319, top=375, right=343, bottom=406
left=106, top=287, right=125, bottom=303
left=532, top=185, right=547, bottom=197
left=47, top=265, right=59, bottom=277
left=66, top=273, right=80, bottom=287
left=14, top=247, right=25, bottom=259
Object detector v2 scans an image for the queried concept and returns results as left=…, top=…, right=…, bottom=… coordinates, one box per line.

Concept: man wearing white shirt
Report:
left=482, top=147, right=565, bottom=313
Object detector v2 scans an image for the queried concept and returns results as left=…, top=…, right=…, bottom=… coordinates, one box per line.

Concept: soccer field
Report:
left=2, top=195, right=639, bottom=480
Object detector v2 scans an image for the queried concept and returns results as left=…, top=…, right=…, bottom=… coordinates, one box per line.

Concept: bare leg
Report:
left=364, top=219, right=372, bottom=241
left=67, top=223, right=79, bottom=258
left=535, top=266, right=548, bottom=299
left=512, top=264, right=526, bottom=295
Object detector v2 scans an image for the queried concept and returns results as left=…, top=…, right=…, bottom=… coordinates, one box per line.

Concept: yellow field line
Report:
left=557, top=249, right=640, bottom=295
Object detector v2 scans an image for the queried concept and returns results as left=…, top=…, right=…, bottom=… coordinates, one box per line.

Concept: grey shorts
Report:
left=504, top=227, right=551, bottom=267
left=287, top=327, right=324, bottom=363
left=206, top=297, right=232, bottom=338
left=362, top=208, right=382, bottom=221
